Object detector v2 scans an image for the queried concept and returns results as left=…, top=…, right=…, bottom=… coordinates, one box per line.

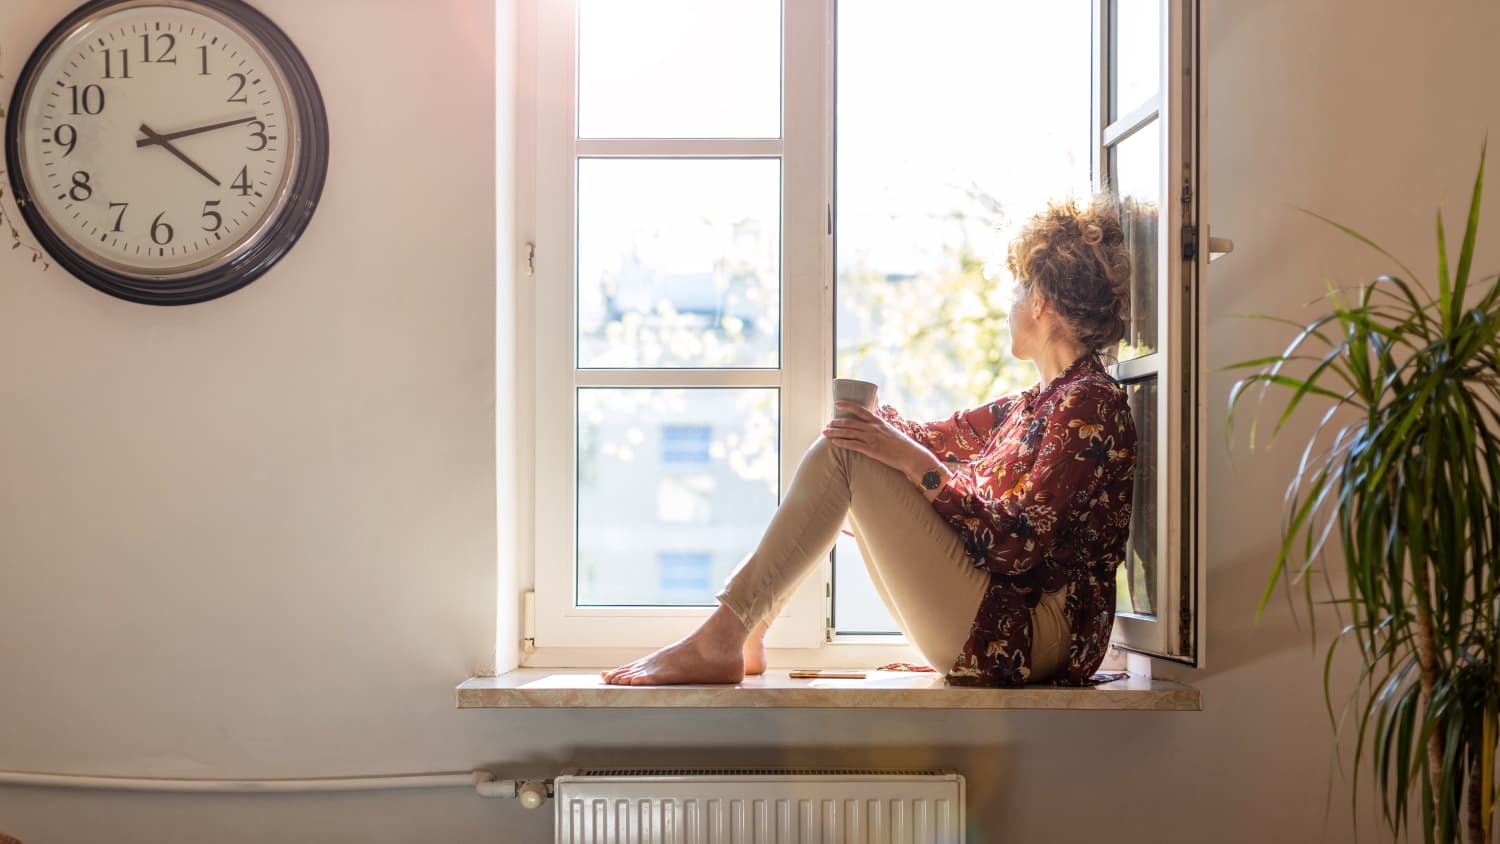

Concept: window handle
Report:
left=1207, top=228, right=1234, bottom=263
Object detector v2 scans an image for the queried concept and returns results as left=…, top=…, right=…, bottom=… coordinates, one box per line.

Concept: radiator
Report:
left=552, top=768, right=966, bottom=844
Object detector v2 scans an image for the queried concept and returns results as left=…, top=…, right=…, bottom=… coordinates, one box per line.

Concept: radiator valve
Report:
left=471, top=771, right=550, bottom=809
left=517, top=780, right=548, bottom=809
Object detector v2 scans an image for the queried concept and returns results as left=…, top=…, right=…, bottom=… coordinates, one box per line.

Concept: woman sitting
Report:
left=603, top=195, right=1137, bottom=688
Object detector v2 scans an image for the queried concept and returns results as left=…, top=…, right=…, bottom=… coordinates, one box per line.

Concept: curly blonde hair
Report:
left=1006, top=195, right=1132, bottom=353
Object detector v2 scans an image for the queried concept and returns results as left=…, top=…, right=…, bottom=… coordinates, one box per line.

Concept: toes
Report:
left=602, top=665, right=633, bottom=685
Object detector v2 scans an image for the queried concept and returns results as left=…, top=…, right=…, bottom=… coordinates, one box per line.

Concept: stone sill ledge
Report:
left=456, top=669, right=1201, bottom=711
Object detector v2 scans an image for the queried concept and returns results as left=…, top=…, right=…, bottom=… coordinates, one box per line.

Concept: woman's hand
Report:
left=823, top=401, right=942, bottom=486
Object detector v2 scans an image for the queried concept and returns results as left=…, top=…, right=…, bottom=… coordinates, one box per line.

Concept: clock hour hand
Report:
left=134, top=115, right=258, bottom=148
left=137, top=123, right=220, bottom=187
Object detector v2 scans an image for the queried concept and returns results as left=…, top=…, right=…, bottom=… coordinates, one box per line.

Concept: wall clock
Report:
left=4, top=0, right=327, bottom=305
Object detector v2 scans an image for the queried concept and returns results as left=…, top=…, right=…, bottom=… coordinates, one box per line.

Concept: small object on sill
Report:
left=790, top=670, right=867, bottom=679
left=1089, top=672, right=1129, bottom=684
left=876, top=662, right=936, bottom=673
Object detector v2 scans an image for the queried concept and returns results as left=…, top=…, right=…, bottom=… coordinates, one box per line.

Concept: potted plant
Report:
left=1229, top=146, right=1500, bottom=843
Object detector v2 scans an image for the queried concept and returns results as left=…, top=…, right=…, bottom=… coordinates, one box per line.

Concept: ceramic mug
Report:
left=832, top=378, right=879, bottom=419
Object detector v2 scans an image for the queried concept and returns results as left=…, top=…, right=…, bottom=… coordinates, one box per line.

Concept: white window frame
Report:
left=514, top=0, right=1203, bottom=670
left=526, top=0, right=840, bottom=658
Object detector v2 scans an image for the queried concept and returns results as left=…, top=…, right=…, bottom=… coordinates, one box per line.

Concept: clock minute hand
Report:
left=137, top=123, right=220, bottom=187
left=134, top=115, right=259, bottom=148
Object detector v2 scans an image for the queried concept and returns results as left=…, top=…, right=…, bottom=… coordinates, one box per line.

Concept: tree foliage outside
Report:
left=838, top=186, right=1036, bottom=422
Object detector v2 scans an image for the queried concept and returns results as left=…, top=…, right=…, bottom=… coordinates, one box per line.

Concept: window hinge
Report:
left=524, top=241, right=536, bottom=278
left=523, top=591, right=536, bottom=654
left=1181, top=225, right=1198, bottom=262
left=826, top=204, right=832, bottom=236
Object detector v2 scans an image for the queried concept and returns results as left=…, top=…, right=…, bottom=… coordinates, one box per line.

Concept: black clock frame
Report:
left=3, top=0, right=328, bottom=306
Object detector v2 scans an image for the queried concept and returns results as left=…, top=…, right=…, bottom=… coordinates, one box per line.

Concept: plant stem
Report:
left=1482, top=713, right=1497, bottom=844
left=1414, top=592, right=1444, bottom=829
left=1466, top=748, right=1482, bottom=844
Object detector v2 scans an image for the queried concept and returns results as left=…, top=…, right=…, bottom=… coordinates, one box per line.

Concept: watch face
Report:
left=5, top=0, right=327, bottom=304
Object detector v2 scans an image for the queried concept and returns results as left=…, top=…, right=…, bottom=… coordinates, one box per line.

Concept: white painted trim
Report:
left=576, top=139, right=783, bottom=157
left=769, top=0, right=838, bottom=648
left=1189, top=0, right=1207, bottom=670
left=1102, top=96, right=1162, bottom=147
left=1091, top=0, right=1105, bottom=186
left=495, top=0, right=521, bottom=676
left=1108, top=351, right=1162, bottom=383
left=576, top=369, right=783, bottom=388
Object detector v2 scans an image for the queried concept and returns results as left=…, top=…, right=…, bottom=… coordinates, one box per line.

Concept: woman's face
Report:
left=1008, top=282, right=1041, bottom=361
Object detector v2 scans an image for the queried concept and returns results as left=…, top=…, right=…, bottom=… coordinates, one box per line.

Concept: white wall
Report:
left=2, top=0, right=1498, bottom=842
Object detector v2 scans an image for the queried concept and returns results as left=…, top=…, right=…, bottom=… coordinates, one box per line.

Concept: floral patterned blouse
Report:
left=877, top=353, right=1136, bottom=687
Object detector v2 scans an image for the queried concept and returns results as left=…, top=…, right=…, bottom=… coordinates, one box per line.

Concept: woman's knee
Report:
left=803, top=434, right=843, bottom=466
left=803, top=435, right=895, bottom=483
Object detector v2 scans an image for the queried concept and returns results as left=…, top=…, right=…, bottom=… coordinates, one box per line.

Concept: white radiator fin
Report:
left=553, top=770, right=964, bottom=844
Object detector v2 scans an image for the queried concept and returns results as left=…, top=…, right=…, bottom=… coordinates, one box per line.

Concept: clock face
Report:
left=5, top=0, right=326, bottom=304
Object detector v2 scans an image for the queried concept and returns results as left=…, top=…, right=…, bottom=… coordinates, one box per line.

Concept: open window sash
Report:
left=1094, top=0, right=1205, bottom=665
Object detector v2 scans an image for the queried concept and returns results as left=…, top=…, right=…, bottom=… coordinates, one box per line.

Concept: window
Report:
left=522, top=0, right=1203, bottom=666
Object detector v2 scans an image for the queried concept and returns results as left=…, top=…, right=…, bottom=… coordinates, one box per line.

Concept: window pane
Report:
left=834, top=1, right=1091, bottom=634
left=1110, top=0, right=1160, bottom=120
left=833, top=534, right=896, bottom=634
left=577, top=159, right=781, bottom=369
left=1108, top=120, right=1160, bottom=360
left=658, top=551, right=714, bottom=598
left=1116, top=377, right=1157, bottom=617
left=577, top=388, right=779, bottom=606
left=578, top=0, right=780, bottom=139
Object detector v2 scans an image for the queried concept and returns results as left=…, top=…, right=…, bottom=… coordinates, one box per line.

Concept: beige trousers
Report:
left=717, top=436, right=1069, bottom=681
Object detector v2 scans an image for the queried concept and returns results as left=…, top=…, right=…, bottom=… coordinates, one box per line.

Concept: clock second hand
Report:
left=137, top=122, right=220, bottom=187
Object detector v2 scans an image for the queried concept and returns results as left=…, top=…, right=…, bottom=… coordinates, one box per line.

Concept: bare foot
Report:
left=600, top=637, right=745, bottom=686
left=743, top=621, right=768, bottom=676
left=601, top=604, right=751, bottom=686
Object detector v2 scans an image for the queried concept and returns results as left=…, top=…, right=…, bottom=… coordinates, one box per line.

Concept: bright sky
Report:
left=836, top=0, right=1093, bottom=274
left=572, top=0, right=1157, bottom=279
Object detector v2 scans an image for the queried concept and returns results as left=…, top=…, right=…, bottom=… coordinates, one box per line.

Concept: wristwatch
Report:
left=920, top=468, right=944, bottom=491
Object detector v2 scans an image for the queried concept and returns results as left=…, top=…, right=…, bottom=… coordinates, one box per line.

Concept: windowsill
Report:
left=455, top=669, right=1200, bottom=711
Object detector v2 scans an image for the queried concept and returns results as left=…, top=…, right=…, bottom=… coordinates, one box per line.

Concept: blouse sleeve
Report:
left=929, top=383, right=1130, bottom=576
left=877, top=398, right=1013, bottom=463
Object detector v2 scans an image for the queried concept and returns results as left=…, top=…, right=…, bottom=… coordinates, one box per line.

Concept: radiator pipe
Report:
left=0, top=769, right=550, bottom=805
